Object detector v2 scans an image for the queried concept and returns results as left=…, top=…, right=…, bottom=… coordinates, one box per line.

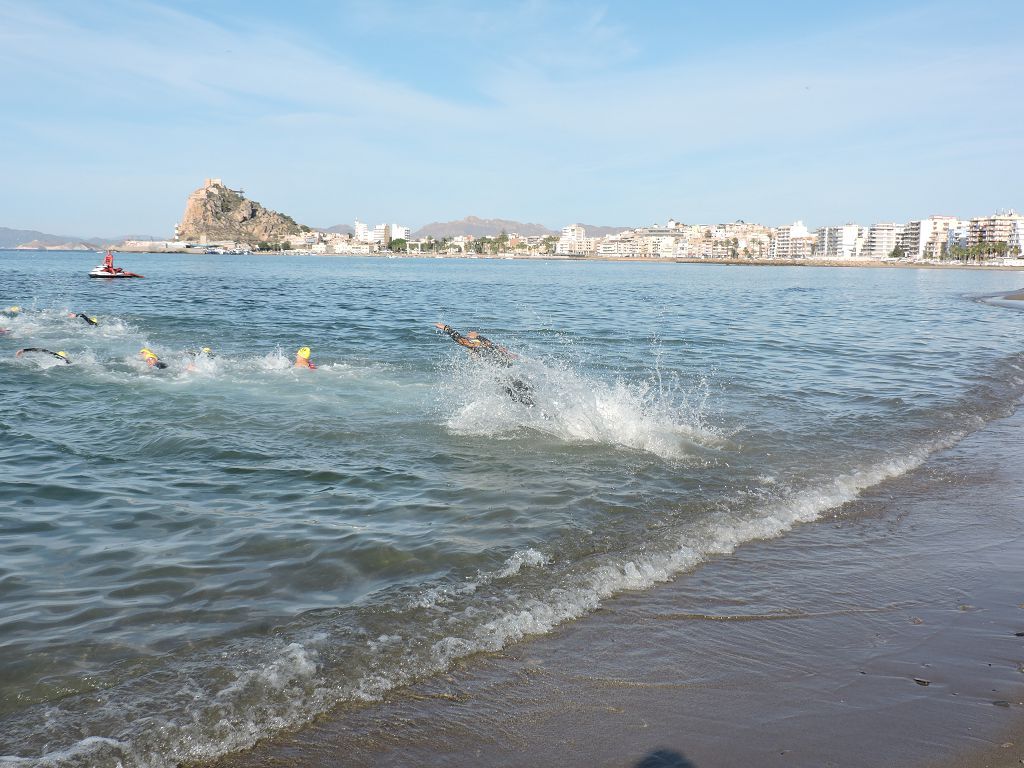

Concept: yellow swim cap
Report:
left=201, top=347, right=212, bottom=355
left=90, top=316, right=98, bottom=324
left=56, top=351, right=67, bottom=358
left=140, top=348, right=156, bottom=359
left=297, top=346, right=311, bottom=359
left=8, top=306, right=20, bottom=313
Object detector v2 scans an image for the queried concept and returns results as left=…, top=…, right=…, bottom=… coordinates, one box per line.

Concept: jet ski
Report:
left=89, top=250, right=144, bottom=278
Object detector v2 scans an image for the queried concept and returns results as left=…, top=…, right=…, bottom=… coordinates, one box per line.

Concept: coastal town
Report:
left=148, top=179, right=1024, bottom=266
left=157, top=209, right=1024, bottom=266
left=11, top=178, right=1022, bottom=266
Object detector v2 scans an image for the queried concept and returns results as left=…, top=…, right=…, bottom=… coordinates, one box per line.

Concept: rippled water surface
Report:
left=1, top=251, right=1022, bottom=766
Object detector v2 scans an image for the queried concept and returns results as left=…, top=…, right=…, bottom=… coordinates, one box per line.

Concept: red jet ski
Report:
left=89, top=251, right=144, bottom=278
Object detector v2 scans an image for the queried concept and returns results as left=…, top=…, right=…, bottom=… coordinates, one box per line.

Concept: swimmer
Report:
left=434, top=323, right=534, bottom=406
left=185, top=347, right=215, bottom=372
left=69, top=312, right=99, bottom=326
left=16, top=348, right=70, bottom=364
left=139, top=348, right=168, bottom=369
left=294, top=346, right=317, bottom=369
left=2, top=306, right=21, bottom=317
left=434, top=323, right=518, bottom=366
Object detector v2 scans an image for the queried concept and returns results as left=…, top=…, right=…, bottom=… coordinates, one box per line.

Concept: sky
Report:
left=0, top=0, right=1022, bottom=236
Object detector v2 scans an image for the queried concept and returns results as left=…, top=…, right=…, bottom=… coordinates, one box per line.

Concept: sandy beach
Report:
left=211, top=405, right=1024, bottom=768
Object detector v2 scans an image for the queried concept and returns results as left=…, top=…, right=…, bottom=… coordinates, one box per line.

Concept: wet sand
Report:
left=213, top=407, right=1024, bottom=768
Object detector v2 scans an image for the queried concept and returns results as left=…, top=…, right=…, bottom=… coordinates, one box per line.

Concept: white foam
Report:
left=441, top=354, right=721, bottom=461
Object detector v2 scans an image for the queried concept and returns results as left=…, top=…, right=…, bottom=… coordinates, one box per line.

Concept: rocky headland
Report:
left=175, top=178, right=305, bottom=245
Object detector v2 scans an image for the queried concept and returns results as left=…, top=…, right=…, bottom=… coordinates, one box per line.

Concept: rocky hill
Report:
left=176, top=179, right=304, bottom=244
left=412, top=216, right=556, bottom=239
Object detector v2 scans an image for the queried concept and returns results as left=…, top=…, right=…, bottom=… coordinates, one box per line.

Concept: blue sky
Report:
left=1, top=0, right=1021, bottom=236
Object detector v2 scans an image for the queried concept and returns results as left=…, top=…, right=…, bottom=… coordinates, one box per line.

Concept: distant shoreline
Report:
left=4, top=247, right=1024, bottom=271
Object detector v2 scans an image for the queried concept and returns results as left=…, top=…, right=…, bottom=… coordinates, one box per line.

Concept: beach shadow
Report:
left=634, top=748, right=697, bottom=768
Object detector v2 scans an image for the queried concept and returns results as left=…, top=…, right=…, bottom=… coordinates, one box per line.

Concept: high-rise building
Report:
left=353, top=219, right=369, bottom=243
left=769, top=221, right=812, bottom=259
left=969, top=210, right=1024, bottom=246
left=860, top=223, right=903, bottom=260
left=898, top=216, right=960, bottom=260
left=555, top=224, right=597, bottom=256
left=814, top=224, right=865, bottom=259
left=371, top=223, right=391, bottom=246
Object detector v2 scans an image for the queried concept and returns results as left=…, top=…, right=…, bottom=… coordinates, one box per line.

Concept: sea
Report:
left=1, top=250, right=1022, bottom=767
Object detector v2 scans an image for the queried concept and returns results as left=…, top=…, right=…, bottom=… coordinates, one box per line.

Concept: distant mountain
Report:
left=0, top=227, right=84, bottom=248
left=0, top=227, right=171, bottom=249
left=412, top=216, right=557, bottom=239
left=575, top=223, right=635, bottom=237
left=16, top=240, right=98, bottom=251
left=321, top=224, right=354, bottom=235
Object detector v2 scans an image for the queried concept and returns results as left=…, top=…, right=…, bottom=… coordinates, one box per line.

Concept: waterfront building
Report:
left=769, top=221, right=813, bottom=259
left=946, top=220, right=970, bottom=253
left=371, top=223, right=392, bottom=246
left=969, top=210, right=1024, bottom=246
left=353, top=220, right=369, bottom=243
left=1009, top=219, right=1024, bottom=256
left=813, top=224, right=865, bottom=259
left=391, top=225, right=411, bottom=241
left=860, top=223, right=903, bottom=260
left=898, top=216, right=960, bottom=260
left=555, top=224, right=598, bottom=256
left=595, top=231, right=642, bottom=258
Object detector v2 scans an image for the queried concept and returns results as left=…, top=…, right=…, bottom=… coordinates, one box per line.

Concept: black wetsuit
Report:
left=440, top=325, right=535, bottom=406
left=74, top=313, right=98, bottom=326
left=16, top=348, right=70, bottom=364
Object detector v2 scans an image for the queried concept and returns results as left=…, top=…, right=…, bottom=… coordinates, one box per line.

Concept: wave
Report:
left=0, top=424, right=974, bottom=768
left=440, top=351, right=724, bottom=461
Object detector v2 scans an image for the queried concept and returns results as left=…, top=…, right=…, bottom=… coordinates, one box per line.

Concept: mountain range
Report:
left=0, top=227, right=167, bottom=249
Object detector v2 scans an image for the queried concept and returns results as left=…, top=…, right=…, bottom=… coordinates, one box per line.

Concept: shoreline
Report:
left=212, top=404, right=1024, bottom=768
left=5, top=247, right=1024, bottom=271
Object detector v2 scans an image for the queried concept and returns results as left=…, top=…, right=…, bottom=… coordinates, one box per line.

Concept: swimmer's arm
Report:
left=434, top=323, right=476, bottom=349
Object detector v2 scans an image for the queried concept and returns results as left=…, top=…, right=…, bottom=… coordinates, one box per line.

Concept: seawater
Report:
left=1, top=251, right=1022, bottom=767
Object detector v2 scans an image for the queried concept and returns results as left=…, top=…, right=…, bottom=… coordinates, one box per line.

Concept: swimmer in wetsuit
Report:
left=16, top=348, right=70, bottom=364
left=139, top=348, right=169, bottom=369
left=70, top=312, right=99, bottom=326
left=434, top=324, right=517, bottom=365
left=434, top=323, right=534, bottom=406
left=185, top=347, right=215, bottom=372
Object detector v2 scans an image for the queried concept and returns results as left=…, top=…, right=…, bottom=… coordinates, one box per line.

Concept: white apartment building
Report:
left=946, top=220, right=970, bottom=252
left=1008, top=219, right=1024, bottom=255
left=596, top=231, right=641, bottom=258
left=860, top=223, right=903, bottom=260
left=969, top=210, right=1024, bottom=246
left=371, top=223, right=392, bottom=246
left=814, top=224, right=865, bottom=259
left=769, top=221, right=813, bottom=259
left=353, top=220, right=369, bottom=242
left=898, top=216, right=960, bottom=260
left=555, top=224, right=597, bottom=256
left=391, top=225, right=411, bottom=241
